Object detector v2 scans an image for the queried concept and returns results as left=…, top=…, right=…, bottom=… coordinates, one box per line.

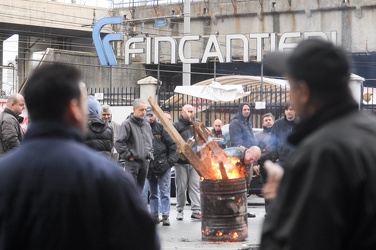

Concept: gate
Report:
left=158, top=84, right=290, bottom=128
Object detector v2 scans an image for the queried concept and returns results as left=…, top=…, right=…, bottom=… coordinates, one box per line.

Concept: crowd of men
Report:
left=0, top=38, right=376, bottom=249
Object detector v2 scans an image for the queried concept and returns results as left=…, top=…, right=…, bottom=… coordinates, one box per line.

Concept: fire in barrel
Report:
left=147, top=97, right=251, bottom=242
left=201, top=154, right=248, bottom=242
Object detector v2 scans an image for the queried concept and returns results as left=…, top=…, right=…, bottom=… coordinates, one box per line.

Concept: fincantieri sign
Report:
left=93, top=17, right=338, bottom=66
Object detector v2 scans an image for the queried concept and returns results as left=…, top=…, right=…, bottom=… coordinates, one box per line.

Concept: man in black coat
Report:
left=0, top=63, right=160, bottom=250
left=229, top=102, right=257, bottom=217
left=211, top=119, right=226, bottom=149
left=0, top=93, right=25, bottom=157
left=267, top=101, right=296, bottom=167
left=84, top=95, right=113, bottom=158
left=261, top=39, right=376, bottom=249
left=229, top=102, right=256, bottom=148
left=146, top=108, right=178, bottom=226
left=173, top=104, right=202, bottom=221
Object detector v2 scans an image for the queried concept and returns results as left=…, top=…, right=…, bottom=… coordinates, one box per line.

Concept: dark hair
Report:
left=23, top=63, right=82, bottom=122
left=287, top=39, right=351, bottom=103
left=283, top=101, right=292, bottom=111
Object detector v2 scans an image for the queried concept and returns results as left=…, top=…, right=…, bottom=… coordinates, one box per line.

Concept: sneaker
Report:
left=162, top=216, right=170, bottom=226
left=247, top=213, right=256, bottom=218
left=191, top=212, right=202, bottom=220
left=176, top=211, right=183, bottom=221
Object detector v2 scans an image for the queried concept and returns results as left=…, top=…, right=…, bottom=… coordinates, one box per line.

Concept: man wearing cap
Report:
left=145, top=108, right=178, bottom=226
left=115, top=99, right=153, bottom=189
left=261, top=39, right=376, bottom=249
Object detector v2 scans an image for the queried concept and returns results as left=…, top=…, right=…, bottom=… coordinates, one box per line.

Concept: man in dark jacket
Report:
left=211, top=119, right=226, bottom=149
left=101, top=104, right=120, bottom=160
left=0, top=63, right=159, bottom=250
left=229, top=102, right=256, bottom=148
left=173, top=104, right=202, bottom=221
left=261, top=39, right=376, bottom=249
left=267, top=101, right=296, bottom=167
left=255, top=113, right=274, bottom=154
left=84, top=95, right=113, bottom=158
left=115, top=99, right=153, bottom=189
left=229, top=102, right=257, bottom=217
left=146, top=108, right=178, bottom=226
left=254, top=113, right=275, bottom=214
left=0, top=93, right=25, bottom=157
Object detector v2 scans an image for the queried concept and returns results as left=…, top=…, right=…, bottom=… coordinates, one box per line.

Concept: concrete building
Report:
left=1, top=0, right=376, bottom=92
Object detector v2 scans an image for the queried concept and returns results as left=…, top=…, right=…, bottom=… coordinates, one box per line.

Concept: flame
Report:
left=202, top=226, right=213, bottom=236
left=236, top=197, right=242, bottom=205
left=216, top=230, right=223, bottom=237
left=210, top=157, right=246, bottom=179
left=229, top=231, right=239, bottom=239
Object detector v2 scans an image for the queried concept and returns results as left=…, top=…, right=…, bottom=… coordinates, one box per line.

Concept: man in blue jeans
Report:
left=146, top=108, right=178, bottom=225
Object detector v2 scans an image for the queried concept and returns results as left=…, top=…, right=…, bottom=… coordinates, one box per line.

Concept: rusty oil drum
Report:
left=200, top=178, right=248, bottom=241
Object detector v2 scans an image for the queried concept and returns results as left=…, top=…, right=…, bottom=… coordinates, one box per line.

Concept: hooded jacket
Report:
left=84, top=115, right=113, bottom=157
left=229, top=102, right=256, bottom=148
left=84, top=96, right=113, bottom=157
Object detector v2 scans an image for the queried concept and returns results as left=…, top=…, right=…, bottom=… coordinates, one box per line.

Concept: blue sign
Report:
left=155, top=19, right=167, bottom=27
left=92, top=17, right=123, bottom=66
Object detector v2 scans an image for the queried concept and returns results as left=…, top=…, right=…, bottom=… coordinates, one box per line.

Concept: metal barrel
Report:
left=200, top=178, right=248, bottom=242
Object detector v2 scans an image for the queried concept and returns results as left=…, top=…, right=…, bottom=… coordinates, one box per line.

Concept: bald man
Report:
left=173, top=104, right=202, bottom=221
left=223, top=145, right=261, bottom=218
left=0, top=93, right=25, bottom=157
left=211, top=119, right=226, bottom=149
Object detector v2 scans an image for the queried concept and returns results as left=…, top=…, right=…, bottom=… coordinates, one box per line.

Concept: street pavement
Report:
left=156, top=195, right=265, bottom=250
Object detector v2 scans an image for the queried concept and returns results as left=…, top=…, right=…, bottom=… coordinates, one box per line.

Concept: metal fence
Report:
left=361, top=86, right=376, bottom=115
left=87, top=84, right=376, bottom=128
left=87, top=87, right=139, bottom=106
left=88, top=84, right=290, bottom=128
left=158, top=84, right=290, bottom=128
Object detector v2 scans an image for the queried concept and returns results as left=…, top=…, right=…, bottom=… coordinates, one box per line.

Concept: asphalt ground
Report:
left=156, top=195, right=265, bottom=250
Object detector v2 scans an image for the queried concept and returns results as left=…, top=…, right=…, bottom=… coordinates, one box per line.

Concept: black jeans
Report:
left=122, top=160, right=149, bottom=190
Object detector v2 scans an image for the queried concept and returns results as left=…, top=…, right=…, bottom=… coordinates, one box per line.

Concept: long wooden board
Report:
left=148, top=96, right=217, bottom=179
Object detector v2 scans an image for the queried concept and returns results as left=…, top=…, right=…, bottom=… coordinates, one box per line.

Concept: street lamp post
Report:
left=214, top=31, right=219, bottom=82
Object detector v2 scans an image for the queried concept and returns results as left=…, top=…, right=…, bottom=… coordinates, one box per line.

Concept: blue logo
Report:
left=92, top=17, right=123, bottom=66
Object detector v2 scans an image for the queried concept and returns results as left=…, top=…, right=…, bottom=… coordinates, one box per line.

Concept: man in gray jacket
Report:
left=0, top=93, right=25, bottom=157
left=115, top=99, right=153, bottom=189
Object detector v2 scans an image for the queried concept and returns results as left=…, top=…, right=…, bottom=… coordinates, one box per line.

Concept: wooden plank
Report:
left=148, top=96, right=185, bottom=149
left=219, top=162, right=228, bottom=180
left=148, top=96, right=217, bottom=179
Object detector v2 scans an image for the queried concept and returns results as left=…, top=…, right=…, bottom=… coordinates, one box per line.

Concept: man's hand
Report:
left=253, top=165, right=260, bottom=176
left=263, top=160, right=284, bottom=200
